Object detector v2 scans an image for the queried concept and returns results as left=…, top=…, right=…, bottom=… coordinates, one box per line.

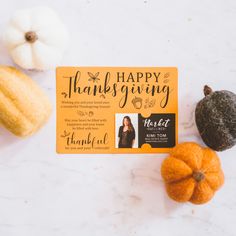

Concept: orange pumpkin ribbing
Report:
left=161, top=142, right=224, bottom=205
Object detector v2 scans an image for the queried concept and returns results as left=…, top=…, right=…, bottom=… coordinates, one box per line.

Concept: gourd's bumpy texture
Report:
left=0, top=66, right=52, bottom=137
left=195, top=85, right=236, bottom=151
left=161, top=142, right=224, bottom=204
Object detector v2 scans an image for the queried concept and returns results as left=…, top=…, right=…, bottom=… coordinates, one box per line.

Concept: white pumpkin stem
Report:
left=25, top=31, right=38, bottom=43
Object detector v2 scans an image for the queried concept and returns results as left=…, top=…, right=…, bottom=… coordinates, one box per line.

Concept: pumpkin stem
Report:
left=204, top=85, right=213, bottom=96
left=25, top=31, right=38, bottom=43
left=193, top=171, right=205, bottom=182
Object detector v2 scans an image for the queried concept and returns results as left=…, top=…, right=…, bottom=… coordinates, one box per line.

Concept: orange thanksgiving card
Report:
left=56, top=67, right=178, bottom=154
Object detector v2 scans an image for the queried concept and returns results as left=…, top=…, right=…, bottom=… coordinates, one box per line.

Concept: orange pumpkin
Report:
left=161, top=142, right=224, bottom=204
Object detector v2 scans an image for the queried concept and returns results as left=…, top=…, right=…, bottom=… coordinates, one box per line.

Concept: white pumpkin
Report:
left=4, top=7, right=68, bottom=70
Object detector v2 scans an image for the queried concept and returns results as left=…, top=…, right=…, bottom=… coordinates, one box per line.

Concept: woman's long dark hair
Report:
left=122, top=116, right=134, bottom=132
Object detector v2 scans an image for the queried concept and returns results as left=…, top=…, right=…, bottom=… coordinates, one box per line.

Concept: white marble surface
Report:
left=0, top=0, right=236, bottom=235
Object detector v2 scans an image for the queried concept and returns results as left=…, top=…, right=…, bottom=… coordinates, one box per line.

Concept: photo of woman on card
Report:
left=118, top=116, right=136, bottom=148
